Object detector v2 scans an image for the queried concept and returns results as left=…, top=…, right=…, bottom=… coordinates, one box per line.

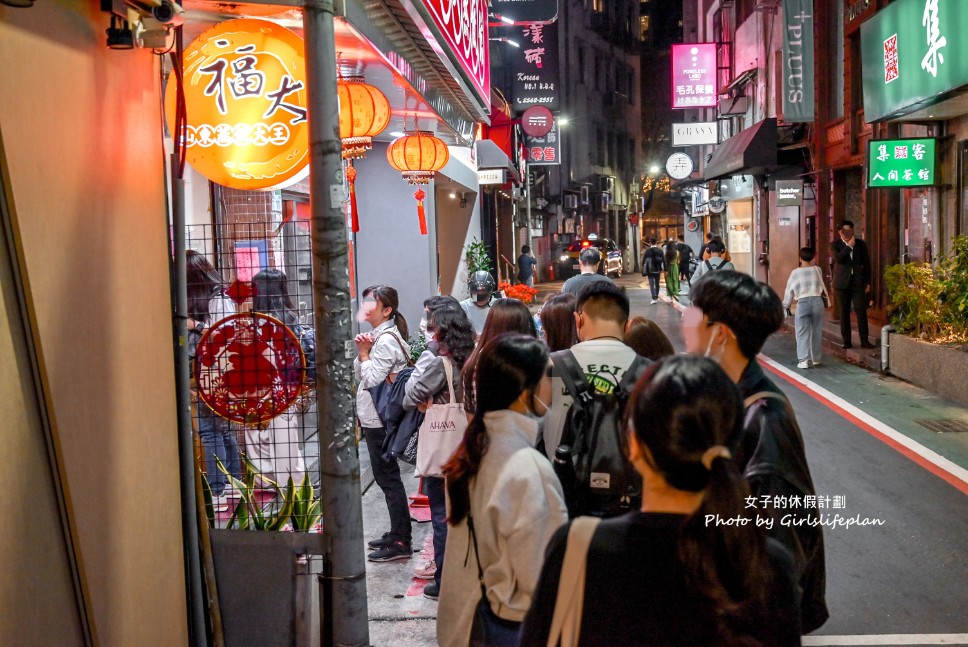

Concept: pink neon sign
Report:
left=421, top=0, right=491, bottom=104
left=671, top=43, right=718, bottom=109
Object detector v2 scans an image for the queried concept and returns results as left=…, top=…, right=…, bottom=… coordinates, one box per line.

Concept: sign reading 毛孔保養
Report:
left=671, top=44, right=717, bottom=108
left=860, top=0, right=968, bottom=122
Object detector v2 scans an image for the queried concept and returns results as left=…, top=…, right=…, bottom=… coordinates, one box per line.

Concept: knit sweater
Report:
left=436, top=409, right=568, bottom=647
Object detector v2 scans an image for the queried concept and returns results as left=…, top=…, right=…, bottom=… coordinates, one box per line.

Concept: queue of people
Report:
left=356, top=267, right=826, bottom=646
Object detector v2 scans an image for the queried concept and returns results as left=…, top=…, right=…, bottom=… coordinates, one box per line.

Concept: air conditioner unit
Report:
left=596, top=193, right=611, bottom=212
left=563, top=194, right=578, bottom=210
left=579, top=186, right=590, bottom=204
left=599, top=176, right=614, bottom=192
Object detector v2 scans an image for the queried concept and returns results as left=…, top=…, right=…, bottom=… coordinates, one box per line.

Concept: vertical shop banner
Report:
left=671, top=43, right=717, bottom=108
left=509, top=22, right=560, bottom=112
left=782, top=0, right=815, bottom=122
left=489, top=0, right=558, bottom=24
left=523, top=120, right=560, bottom=166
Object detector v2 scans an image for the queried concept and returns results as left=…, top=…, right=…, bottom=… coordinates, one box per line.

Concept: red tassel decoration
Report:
left=346, top=161, right=359, bottom=233
left=414, top=188, right=428, bottom=235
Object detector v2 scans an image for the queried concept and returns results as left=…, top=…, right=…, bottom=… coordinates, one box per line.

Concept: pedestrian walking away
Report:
left=664, top=239, right=680, bottom=300
left=521, top=356, right=802, bottom=647
left=516, top=244, right=537, bottom=288
left=561, top=248, right=613, bottom=298
left=683, top=270, right=829, bottom=633
left=641, top=238, right=666, bottom=303
left=354, top=284, right=414, bottom=562
left=831, top=219, right=875, bottom=349
left=783, top=247, right=830, bottom=369
left=676, top=234, right=694, bottom=285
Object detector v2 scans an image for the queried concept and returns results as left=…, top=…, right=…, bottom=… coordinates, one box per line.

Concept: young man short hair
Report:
left=682, top=270, right=828, bottom=633
left=561, top=248, right=613, bottom=297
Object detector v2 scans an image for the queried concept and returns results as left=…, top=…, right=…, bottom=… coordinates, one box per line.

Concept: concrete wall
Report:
left=0, top=3, right=188, bottom=645
left=889, top=334, right=968, bottom=408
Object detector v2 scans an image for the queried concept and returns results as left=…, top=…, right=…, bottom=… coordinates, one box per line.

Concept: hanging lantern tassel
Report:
left=413, top=187, right=428, bottom=235
left=346, top=162, right=360, bottom=233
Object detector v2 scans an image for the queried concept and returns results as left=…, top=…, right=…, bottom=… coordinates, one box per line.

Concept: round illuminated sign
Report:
left=665, top=153, right=694, bottom=180
left=708, top=195, right=727, bottom=214
left=164, top=19, right=309, bottom=190
left=521, top=106, right=554, bottom=138
left=194, top=313, right=305, bottom=425
left=686, top=219, right=699, bottom=232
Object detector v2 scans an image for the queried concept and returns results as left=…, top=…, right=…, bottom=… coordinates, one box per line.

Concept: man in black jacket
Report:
left=831, top=219, right=874, bottom=349
left=683, top=270, right=829, bottom=633
left=675, top=234, right=694, bottom=285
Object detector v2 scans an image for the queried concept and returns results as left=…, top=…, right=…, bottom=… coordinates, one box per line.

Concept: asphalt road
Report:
left=365, top=275, right=968, bottom=646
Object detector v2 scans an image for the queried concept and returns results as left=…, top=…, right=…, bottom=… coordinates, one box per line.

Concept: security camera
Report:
left=152, top=0, right=184, bottom=26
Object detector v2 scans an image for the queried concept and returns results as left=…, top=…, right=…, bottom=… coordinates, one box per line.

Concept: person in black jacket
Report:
left=682, top=270, right=829, bottom=634
left=641, top=238, right=666, bottom=304
left=831, top=220, right=874, bottom=349
left=676, top=234, right=695, bottom=285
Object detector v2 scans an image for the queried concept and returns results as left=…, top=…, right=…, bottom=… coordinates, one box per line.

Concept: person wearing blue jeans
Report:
left=424, top=476, right=447, bottom=596
left=641, top=238, right=666, bottom=304
left=197, top=404, right=241, bottom=507
left=783, top=247, right=829, bottom=369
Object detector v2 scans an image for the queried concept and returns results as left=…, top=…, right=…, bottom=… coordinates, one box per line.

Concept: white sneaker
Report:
left=213, top=494, right=228, bottom=512
left=797, top=361, right=809, bottom=369
left=812, top=359, right=822, bottom=366
left=413, top=559, right=437, bottom=580
left=650, top=299, right=658, bottom=304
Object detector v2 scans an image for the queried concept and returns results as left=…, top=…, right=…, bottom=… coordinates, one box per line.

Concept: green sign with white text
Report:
left=867, top=138, right=936, bottom=187
left=861, top=0, right=968, bottom=122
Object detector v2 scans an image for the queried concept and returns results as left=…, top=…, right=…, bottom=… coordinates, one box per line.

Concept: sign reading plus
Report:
left=782, top=0, right=815, bottom=122
left=421, top=0, right=491, bottom=104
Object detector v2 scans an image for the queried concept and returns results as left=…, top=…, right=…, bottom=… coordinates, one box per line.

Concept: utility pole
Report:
left=302, top=2, right=370, bottom=645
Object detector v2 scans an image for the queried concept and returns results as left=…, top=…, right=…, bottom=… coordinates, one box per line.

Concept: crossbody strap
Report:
left=546, top=517, right=601, bottom=647
left=743, top=390, right=790, bottom=411
left=467, top=512, right=488, bottom=600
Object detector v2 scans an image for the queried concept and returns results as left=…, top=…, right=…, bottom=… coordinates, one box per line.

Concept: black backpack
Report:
left=551, top=350, right=650, bottom=518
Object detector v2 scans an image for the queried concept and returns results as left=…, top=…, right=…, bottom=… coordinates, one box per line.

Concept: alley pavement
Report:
left=359, top=275, right=968, bottom=647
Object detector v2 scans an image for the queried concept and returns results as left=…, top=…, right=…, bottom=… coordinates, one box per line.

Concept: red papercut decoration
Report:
left=194, top=313, right=305, bottom=425
left=226, top=279, right=254, bottom=305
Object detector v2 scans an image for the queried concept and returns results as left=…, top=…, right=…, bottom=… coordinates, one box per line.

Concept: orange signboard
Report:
left=165, top=19, right=309, bottom=190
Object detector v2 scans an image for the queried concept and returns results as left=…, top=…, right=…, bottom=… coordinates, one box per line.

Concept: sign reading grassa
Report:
left=165, top=19, right=309, bottom=190
left=421, top=0, right=491, bottom=104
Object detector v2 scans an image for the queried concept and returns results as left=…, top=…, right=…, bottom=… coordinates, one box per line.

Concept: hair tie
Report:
left=701, top=445, right=731, bottom=470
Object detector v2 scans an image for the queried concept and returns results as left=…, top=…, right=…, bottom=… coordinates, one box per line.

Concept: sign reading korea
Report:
left=672, top=122, right=718, bottom=146
left=868, top=138, right=936, bottom=187
left=671, top=43, right=717, bottom=108
left=861, top=0, right=968, bottom=122
left=165, top=19, right=309, bottom=191
left=507, top=22, right=560, bottom=112
left=421, top=0, right=491, bottom=105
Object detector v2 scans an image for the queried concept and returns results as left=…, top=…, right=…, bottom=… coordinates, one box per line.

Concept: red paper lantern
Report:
left=386, top=130, right=450, bottom=235
left=338, top=75, right=391, bottom=160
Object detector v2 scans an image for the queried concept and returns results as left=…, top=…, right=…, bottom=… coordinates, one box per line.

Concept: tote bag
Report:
left=415, top=357, right=467, bottom=477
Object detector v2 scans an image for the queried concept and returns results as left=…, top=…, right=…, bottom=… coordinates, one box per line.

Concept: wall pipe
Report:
left=881, top=324, right=893, bottom=373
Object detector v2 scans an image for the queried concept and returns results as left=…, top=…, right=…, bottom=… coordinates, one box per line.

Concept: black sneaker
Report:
left=423, top=582, right=439, bottom=600
left=367, top=532, right=393, bottom=549
left=368, top=540, right=412, bottom=562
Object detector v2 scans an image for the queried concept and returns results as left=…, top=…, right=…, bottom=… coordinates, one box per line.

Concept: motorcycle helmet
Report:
left=468, top=270, right=496, bottom=305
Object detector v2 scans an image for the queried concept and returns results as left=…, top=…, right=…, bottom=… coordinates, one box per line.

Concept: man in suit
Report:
left=831, top=219, right=875, bottom=349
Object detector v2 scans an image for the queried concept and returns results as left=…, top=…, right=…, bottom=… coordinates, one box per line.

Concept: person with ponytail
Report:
left=354, top=284, right=414, bottom=562
left=521, top=356, right=801, bottom=646
left=437, top=334, right=567, bottom=647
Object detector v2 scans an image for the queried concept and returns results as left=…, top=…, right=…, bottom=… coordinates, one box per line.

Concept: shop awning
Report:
left=477, top=139, right=521, bottom=184
left=703, top=118, right=777, bottom=181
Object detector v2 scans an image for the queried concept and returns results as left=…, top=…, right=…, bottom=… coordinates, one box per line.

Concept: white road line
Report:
left=803, top=634, right=968, bottom=645
left=759, top=354, right=968, bottom=490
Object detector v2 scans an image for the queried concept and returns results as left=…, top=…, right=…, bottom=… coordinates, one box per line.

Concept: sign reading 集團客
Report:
left=860, top=0, right=968, bottom=122
left=671, top=43, right=717, bottom=109
left=867, top=138, right=936, bottom=187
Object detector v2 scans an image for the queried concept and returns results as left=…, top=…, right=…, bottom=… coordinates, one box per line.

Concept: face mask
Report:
left=425, top=330, right=437, bottom=344
left=475, top=292, right=490, bottom=305
left=703, top=323, right=726, bottom=365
